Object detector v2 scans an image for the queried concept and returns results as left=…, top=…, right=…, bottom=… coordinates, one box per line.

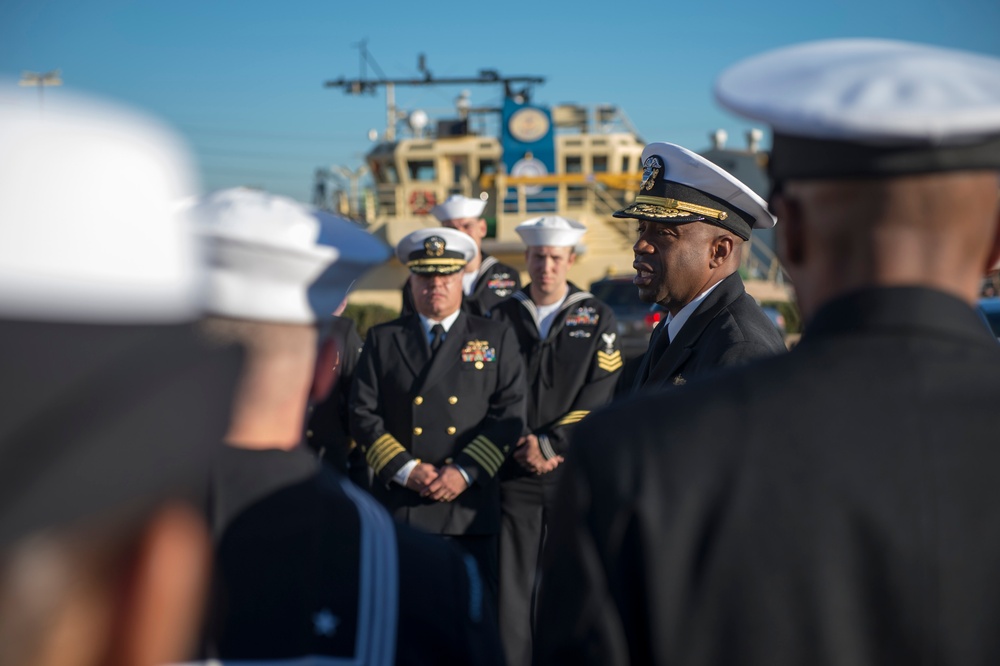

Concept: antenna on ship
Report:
left=324, top=47, right=545, bottom=141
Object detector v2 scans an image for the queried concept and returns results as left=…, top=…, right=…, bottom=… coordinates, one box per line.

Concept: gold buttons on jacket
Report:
left=413, top=396, right=423, bottom=405
left=413, top=427, right=423, bottom=436
left=447, top=426, right=457, bottom=435
left=448, top=396, right=458, bottom=404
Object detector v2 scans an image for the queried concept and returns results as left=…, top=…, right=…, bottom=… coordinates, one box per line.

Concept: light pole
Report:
left=19, top=70, right=63, bottom=111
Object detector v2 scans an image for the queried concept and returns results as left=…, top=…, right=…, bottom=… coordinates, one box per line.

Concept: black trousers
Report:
left=498, top=475, right=558, bottom=666
left=445, top=533, right=500, bottom=621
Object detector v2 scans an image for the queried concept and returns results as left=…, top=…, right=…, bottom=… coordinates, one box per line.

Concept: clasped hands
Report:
left=514, top=434, right=563, bottom=475
left=407, top=462, right=468, bottom=502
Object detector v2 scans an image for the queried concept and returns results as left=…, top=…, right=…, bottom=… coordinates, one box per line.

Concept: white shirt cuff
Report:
left=393, top=459, right=418, bottom=486
left=452, top=463, right=472, bottom=486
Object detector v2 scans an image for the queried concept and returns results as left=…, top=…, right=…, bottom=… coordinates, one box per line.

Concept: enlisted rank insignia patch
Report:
left=487, top=272, right=517, bottom=297
left=596, top=332, right=622, bottom=372
left=462, top=340, right=496, bottom=369
left=596, top=350, right=622, bottom=372
left=565, top=306, right=599, bottom=327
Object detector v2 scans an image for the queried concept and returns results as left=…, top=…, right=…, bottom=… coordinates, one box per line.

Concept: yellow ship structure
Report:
left=321, top=56, right=791, bottom=311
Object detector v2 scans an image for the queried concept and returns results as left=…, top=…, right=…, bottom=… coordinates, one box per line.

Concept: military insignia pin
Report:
left=672, top=375, right=686, bottom=386
left=601, top=332, right=617, bottom=354
left=424, top=236, right=446, bottom=257
left=641, top=156, right=663, bottom=192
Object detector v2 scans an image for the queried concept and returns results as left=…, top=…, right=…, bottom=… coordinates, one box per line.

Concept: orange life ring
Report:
left=409, top=190, right=436, bottom=215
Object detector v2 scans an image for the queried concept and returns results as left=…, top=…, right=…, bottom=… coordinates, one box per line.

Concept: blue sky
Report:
left=3, top=0, right=998, bottom=202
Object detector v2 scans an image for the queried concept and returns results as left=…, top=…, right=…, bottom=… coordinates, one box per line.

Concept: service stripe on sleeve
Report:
left=555, top=410, right=590, bottom=427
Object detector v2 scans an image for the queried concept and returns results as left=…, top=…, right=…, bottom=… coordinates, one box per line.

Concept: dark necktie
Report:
left=634, top=323, right=670, bottom=390
left=430, top=324, right=445, bottom=355
left=647, top=323, right=671, bottom=368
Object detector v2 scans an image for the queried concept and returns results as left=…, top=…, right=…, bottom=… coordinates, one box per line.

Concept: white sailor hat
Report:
left=0, top=87, right=202, bottom=324
left=614, top=142, right=775, bottom=240
left=396, top=227, right=477, bottom=275
left=431, top=194, right=486, bottom=222
left=0, top=88, right=242, bottom=549
left=190, top=188, right=390, bottom=324
left=715, top=39, right=1000, bottom=181
left=515, top=216, right=587, bottom=247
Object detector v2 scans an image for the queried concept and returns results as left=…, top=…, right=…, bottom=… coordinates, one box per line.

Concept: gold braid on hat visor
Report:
left=632, top=195, right=729, bottom=221
left=407, top=257, right=468, bottom=269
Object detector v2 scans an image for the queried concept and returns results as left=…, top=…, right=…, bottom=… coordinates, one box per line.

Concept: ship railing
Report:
left=479, top=172, right=642, bottom=218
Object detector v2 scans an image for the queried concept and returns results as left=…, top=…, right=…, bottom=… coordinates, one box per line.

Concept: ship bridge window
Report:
left=621, top=156, right=631, bottom=172
left=479, top=159, right=497, bottom=175
left=565, top=156, right=582, bottom=174
left=374, top=161, right=399, bottom=184
left=593, top=155, right=608, bottom=173
left=407, top=160, right=436, bottom=181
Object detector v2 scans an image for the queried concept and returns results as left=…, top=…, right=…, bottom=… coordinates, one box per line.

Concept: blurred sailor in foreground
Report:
left=489, top=216, right=623, bottom=666
left=536, top=39, right=1000, bottom=665
left=0, top=90, right=241, bottom=666
left=305, top=295, right=369, bottom=487
left=351, top=226, right=525, bottom=612
left=401, top=194, right=521, bottom=317
left=192, top=189, right=503, bottom=664
left=616, top=142, right=785, bottom=394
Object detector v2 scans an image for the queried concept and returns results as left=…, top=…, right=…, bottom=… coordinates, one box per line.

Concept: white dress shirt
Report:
left=663, top=278, right=725, bottom=343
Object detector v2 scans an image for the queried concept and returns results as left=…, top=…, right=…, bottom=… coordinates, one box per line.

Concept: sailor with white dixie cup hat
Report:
left=190, top=188, right=503, bottom=665
left=489, top=215, right=623, bottom=666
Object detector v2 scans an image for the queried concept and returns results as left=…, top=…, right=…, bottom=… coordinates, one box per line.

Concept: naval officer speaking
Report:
left=536, top=39, right=1000, bottom=666
left=616, top=142, right=786, bottom=394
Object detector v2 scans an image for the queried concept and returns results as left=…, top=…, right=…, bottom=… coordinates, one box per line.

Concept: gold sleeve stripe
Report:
left=368, top=435, right=402, bottom=461
left=463, top=436, right=504, bottom=476
left=465, top=441, right=503, bottom=473
left=369, top=444, right=407, bottom=474
left=465, top=445, right=497, bottom=477
left=472, top=436, right=505, bottom=468
left=366, top=434, right=407, bottom=473
left=555, top=410, right=590, bottom=427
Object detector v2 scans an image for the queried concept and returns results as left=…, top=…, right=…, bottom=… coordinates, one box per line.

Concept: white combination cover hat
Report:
left=396, top=226, right=477, bottom=275
left=715, top=39, right=1000, bottom=181
left=0, top=87, right=203, bottom=324
left=515, top=216, right=587, bottom=247
left=431, top=194, right=487, bottom=222
left=190, top=188, right=389, bottom=324
left=614, top=142, right=775, bottom=240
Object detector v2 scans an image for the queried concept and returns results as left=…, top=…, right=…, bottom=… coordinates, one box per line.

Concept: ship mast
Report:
left=324, top=45, right=545, bottom=141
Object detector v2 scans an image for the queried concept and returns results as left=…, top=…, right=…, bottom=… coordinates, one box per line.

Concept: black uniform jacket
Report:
left=490, top=283, right=623, bottom=482
left=401, top=253, right=521, bottom=317
left=350, top=311, right=525, bottom=535
left=631, top=271, right=785, bottom=393
left=306, top=316, right=363, bottom=471
left=536, top=287, right=1000, bottom=666
left=205, top=446, right=503, bottom=665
